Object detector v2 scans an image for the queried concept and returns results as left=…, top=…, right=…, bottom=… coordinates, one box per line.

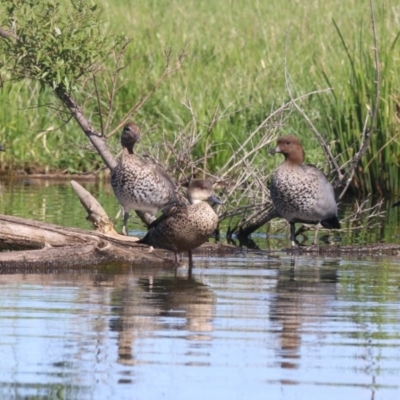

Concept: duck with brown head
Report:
left=269, top=135, right=340, bottom=247
left=111, top=123, right=179, bottom=235
left=139, top=179, right=222, bottom=270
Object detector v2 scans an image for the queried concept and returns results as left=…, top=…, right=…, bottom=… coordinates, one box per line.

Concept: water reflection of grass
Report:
left=338, top=260, right=400, bottom=340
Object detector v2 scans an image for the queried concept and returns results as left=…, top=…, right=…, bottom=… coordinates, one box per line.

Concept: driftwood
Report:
left=0, top=214, right=173, bottom=268
left=236, top=207, right=280, bottom=238
left=0, top=181, right=171, bottom=268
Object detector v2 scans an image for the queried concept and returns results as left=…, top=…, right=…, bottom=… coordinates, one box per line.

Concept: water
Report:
left=1, top=178, right=400, bottom=400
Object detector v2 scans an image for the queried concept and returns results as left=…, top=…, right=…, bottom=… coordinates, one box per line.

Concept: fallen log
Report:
left=0, top=213, right=174, bottom=268
left=0, top=181, right=173, bottom=268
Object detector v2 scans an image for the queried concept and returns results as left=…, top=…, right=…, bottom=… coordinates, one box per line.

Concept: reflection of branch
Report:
left=338, top=0, right=380, bottom=199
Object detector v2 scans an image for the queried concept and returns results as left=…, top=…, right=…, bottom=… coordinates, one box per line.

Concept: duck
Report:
left=138, top=179, right=222, bottom=268
left=111, top=123, right=179, bottom=235
left=269, top=135, right=340, bottom=247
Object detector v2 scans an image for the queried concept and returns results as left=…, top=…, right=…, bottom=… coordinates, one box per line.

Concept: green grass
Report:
left=1, top=0, right=400, bottom=193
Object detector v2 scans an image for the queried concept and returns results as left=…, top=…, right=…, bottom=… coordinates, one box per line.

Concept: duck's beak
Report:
left=0, top=144, right=5, bottom=152
left=269, top=145, right=281, bottom=155
left=208, top=194, right=223, bottom=205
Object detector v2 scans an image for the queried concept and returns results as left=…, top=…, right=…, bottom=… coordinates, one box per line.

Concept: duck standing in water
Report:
left=269, top=135, right=340, bottom=247
left=139, top=179, right=222, bottom=268
left=111, top=123, right=179, bottom=235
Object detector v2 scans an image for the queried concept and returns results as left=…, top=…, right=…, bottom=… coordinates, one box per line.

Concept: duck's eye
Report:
left=286, top=141, right=290, bottom=145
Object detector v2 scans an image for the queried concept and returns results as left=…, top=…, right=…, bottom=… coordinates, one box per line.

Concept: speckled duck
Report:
left=139, top=179, right=222, bottom=267
left=269, top=135, right=340, bottom=247
left=111, top=123, right=179, bottom=235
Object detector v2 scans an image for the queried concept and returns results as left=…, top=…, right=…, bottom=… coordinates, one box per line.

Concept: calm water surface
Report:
left=1, top=178, right=400, bottom=400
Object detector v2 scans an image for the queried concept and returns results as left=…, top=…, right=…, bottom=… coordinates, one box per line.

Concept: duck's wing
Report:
left=302, top=164, right=334, bottom=191
left=301, top=164, right=338, bottom=217
left=141, top=154, right=185, bottom=204
left=147, top=204, right=189, bottom=229
left=142, top=154, right=174, bottom=181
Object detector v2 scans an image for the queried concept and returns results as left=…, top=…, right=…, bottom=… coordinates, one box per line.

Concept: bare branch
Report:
left=92, top=74, right=104, bottom=136
left=55, top=88, right=117, bottom=171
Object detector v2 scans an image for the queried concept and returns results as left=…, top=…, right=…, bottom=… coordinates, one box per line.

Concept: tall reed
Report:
left=313, top=21, right=400, bottom=195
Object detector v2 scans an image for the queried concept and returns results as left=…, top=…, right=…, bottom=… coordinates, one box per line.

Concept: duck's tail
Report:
left=392, top=200, right=400, bottom=208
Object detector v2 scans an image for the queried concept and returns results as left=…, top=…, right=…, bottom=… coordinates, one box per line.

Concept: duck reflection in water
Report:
left=109, top=273, right=216, bottom=366
left=269, top=256, right=338, bottom=371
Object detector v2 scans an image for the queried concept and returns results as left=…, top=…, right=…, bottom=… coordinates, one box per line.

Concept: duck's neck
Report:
left=123, top=145, right=134, bottom=155
left=284, top=149, right=304, bottom=165
left=188, top=198, right=202, bottom=205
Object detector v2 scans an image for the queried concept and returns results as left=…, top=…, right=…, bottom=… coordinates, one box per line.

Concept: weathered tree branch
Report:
left=236, top=207, right=281, bottom=238
left=0, top=213, right=171, bottom=267
left=55, top=88, right=117, bottom=171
